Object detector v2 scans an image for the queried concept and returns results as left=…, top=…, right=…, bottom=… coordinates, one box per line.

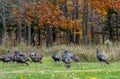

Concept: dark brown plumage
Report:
left=29, top=52, right=43, bottom=63
left=52, top=54, right=62, bottom=62
left=0, top=56, right=11, bottom=63
left=96, top=48, right=109, bottom=64
left=14, top=51, right=29, bottom=65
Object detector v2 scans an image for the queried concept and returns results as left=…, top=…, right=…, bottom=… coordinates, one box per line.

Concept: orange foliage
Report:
left=13, top=0, right=82, bottom=31
left=89, top=0, right=120, bottom=15
left=56, top=0, right=65, bottom=3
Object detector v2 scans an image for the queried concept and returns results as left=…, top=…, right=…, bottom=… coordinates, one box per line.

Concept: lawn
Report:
left=0, top=57, right=120, bottom=79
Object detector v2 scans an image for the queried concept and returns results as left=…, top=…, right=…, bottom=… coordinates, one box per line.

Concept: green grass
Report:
left=0, top=57, right=120, bottom=79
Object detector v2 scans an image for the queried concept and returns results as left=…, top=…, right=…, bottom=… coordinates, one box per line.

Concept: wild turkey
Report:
left=64, top=50, right=80, bottom=62
left=14, top=51, right=29, bottom=65
left=64, top=50, right=74, bottom=59
left=29, top=53, right=43, bottom=63
left=14, top=51, right=29, bottom=61
left=62, top=54, right=72, bottom=69
left=30, top=51, right=36, bottom=57
left=20, top=52, right=30, bottom=61
left=6, top=50, right=14, bottom=61
left=72, top=55, right=80, bottom=62
left=0, top=56, right=11, bottom=63
left=96, top=48, right=109, bottom=64
left=52, top=54, right=61, bottom=62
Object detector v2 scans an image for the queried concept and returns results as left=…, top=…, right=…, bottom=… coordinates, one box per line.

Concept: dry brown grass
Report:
left=0, top=42, right=120, bottom=62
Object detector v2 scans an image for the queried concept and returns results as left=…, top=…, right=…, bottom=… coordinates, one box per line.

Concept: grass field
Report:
left=0, top=57, right=120, bottom=79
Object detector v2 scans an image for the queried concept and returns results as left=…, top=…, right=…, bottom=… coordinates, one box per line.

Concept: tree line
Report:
left=0, top=0, right=120, bottom=47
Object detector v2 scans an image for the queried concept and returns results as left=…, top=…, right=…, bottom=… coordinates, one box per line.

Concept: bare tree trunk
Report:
left=52, top=28, right=57, bottom=42
left=16, top=0, right=24, bottom=43
left=23, top=24, right=27, bottom=40
left=71, top=0, right=75, bottom=44
left=45, top=24, right=52, bottom=47
left=109, top=10, right=114, bottom=40
left=66, top=29, right=71, bottom=45
left=27, top=25, right=31, bottom=45
left=89, top=4, right=94, bottom=43
left=116, top=12, right=119, bottom=41
left=17, top=22, right=22, bottom=43
left=1, top=6, right=6, bottom=45
left=71, top=0, right=75, bottom=20
left=82, top=0, right=88, bottom=44
left=117, top=12, right=120, bottom=41
left=75, top=0, right=80, bottom=44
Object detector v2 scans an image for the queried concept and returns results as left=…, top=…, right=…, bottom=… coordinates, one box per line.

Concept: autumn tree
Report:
left=13, top=0, right=82, bottom=46
left=89, top=0, right=120, bottom=42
